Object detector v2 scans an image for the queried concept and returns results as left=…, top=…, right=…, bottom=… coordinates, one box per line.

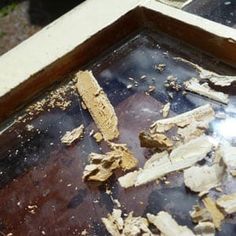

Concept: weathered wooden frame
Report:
left=0, top=0, right=236, bottom=123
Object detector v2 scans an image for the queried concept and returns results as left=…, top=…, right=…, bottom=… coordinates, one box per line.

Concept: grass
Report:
left=0, top=2, right=18, bottom=17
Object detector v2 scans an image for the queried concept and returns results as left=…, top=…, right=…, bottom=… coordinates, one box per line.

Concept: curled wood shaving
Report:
left=175, top=57, right=236, bottom=87
left=184, top=78, right=229, bottom=104
left=194, top=222, right=215, bottom=236
left=147, top=211, right=195, bottom=236
left=102, top=209, right=153, bottom=236
left=184, top=161, right=225, bottom=193
left=202, top=196, right=224, bottom=230
left=76, top=70, right=119, bottom=141
left=216, top=193, right=236, bottom=215
left=119, top=136, right=213, bottom=188
left=61, top=124, right=84, bottom=145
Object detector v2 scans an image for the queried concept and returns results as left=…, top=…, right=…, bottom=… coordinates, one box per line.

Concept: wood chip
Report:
left=83, top=152, right=121, bottom=182
left=190, top=205, right=212, bottom=224
left=216, top=193, right=236, bottom=215
left=150, top=104, right=214, bottom=133
left=184, top=161, right=225, bottom=193
left=83, top=143, right=138, bottom=182
left=202, top=196, right=224, bottom=229
left=184, top=78, right=229, bottom=104
left=147, top=211, right=195, bottom=236
left=175, top=57, right=236, bottom=87
left=102, top=209, right=124, bottom=235
left=102, top=209, right=153, bottom=236
left=119, top=136, right=213, bottom=188
left=161, top=102, right=171, bottom=118
left=194, top=222, right=215, bottom=236
left=76, top=71, right=119, bottom=141
left=140, top=104, right=214, bottom=150
left=61, top=124, right=84, bottom=145
left=108, top=142, right=138, bottom=171
left=93, top=132, right=103, bottom=143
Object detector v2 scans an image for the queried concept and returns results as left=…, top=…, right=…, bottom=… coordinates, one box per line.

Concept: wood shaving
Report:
left=194, top=222, right=215, bottom=236
left=216, top=193, right=236, bottom=215
left=175, top=57, right=236, bottom=87
left=184, top=161, right=225, bottom=193
left=61, top=124, right=84, bottom=145
left=140, top=104, right=214, bottom=150
left=161, top=102, right=171, bottom=118
left=76, top=70, right=119, bottom=141
left=150, top=104, right=214, bottom=133
left=184, top=78, right=229, bottom=104
left=119, top=136, right=213, bottom=188
left=202, top=196, right=224, bottom=229
left=147, top=211, right=195, bottom=236
left=102, top=209, right=153, bottom=236
left=93, top=132, right=103, bottom=143
left=190, top=205, right=212, bottom=224
left=83, top=143, right=137, bottom=182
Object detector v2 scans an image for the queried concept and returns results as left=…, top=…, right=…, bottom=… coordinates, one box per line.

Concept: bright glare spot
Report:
left=215, top=118, right=236, bottom=138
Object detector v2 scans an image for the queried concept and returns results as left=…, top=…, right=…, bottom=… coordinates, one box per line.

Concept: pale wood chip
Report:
left=161, top=102, right=171, bottom=118
left=147, top=211, right=195, bottom=236
left=184, top=161, right=225, bottom=193
left=194, top=222, right=215, bottom=236
left=61, top=124, right=84, bottom=145
left=216, top=193, right=236, bottom=215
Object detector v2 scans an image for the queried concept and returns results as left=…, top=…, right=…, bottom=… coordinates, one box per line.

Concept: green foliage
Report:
left=0, top=2, right=18, bottom=17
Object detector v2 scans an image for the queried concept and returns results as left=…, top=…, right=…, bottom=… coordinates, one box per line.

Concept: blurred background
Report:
left=0, top=0, right=235, bottom=56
